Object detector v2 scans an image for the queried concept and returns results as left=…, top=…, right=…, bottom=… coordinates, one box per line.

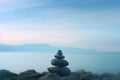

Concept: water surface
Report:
left=0, top=52, right=120, bottom=74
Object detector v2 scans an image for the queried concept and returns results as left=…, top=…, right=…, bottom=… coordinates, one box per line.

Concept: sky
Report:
left=0, top=0, right=120, bottom=51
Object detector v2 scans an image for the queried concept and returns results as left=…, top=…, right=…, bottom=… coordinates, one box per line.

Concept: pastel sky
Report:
left=0, top=0, right=120, bottom=51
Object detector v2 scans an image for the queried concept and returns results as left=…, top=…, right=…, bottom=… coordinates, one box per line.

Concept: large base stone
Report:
left=47, top=67, right=71, bottom=77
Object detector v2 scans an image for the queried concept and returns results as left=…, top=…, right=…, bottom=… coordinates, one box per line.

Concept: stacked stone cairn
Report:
left=47, top=50, right=71, bottom=77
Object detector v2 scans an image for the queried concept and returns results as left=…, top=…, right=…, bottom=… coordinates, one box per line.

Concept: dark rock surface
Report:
left=38, top=70, right=120, bottom=80
left=1, top=69, right=120, bottom=80
left=19, top=70, right=37, bottom=75
left=100, top=73, right=115, bottom=80
left=0, top=70, right=17, bottom=80
left=4, top=73, right=42, bottom=80
left=39, top=73, right=60, bottom=80
left=4, top=70, right=42, bottom=80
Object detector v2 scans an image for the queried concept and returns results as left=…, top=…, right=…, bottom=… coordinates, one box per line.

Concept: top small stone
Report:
left=57, top=50, right=63, bottom=55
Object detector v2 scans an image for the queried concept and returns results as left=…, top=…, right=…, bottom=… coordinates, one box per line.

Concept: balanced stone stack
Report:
left=47, top=50, right=71, bottom=77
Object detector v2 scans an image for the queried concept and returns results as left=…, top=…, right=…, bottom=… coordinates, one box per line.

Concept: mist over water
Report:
left=0, top=52, right=120, bottom=74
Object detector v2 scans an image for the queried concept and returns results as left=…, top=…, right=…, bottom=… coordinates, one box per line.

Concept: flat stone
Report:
left=51, top=59, right=69, bottom=67
left=47, top=67, right=71, bottom=77
left=54, top=54, right=65, bottom=59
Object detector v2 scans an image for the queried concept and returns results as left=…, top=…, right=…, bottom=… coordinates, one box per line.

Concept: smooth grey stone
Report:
left=54, top=54, right=65, bottom=59
left=51, top=59, right=69, bottom=67
left=47, top=67, right=71, bottom=77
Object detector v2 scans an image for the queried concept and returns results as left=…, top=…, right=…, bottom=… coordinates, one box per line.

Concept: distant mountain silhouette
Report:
left=0, top=44, right=97, bottom=53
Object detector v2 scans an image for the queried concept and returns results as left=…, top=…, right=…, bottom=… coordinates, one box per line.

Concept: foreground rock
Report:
left=19, top=70, right=37, bottom=76
left=0, top=70, right=17, bottom=80
left=4, top=70, right=44, bottom=80
left=1, top=69, right=120, bottom=80
left=39, top=73, right=61, bottom=80
left=4, top=74, right=41, bottom=80
left=39, top=70, right=120, bottom=80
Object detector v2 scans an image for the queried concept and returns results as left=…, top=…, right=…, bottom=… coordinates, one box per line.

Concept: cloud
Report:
left=0, top=0, right=17, bottom=5
left=0, top=22, right=120, bottom=51
left=0, top=0, right=44, bottom=14
left=0, top=24, right=72, bottom=46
